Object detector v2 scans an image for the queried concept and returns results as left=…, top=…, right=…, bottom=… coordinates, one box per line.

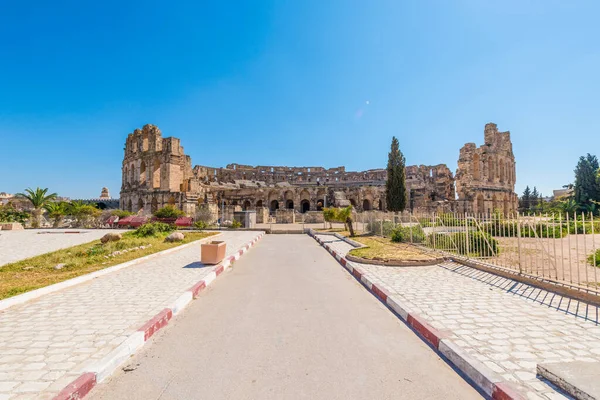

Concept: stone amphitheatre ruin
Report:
left=120, top=122, right=518, bottom=223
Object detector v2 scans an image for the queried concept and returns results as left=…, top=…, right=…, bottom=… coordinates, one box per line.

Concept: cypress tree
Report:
left=520, top=186, right=531, bottom=212
left=574, top=154, right=600, bottom=210
left=386, top=136, right=407, bottom=212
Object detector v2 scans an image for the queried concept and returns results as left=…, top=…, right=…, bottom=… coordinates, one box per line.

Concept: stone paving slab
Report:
left=0, top=231, right=261, bottom=400
left=0, top=230, right=127, bottom=267
left=315, top=234, right=600, bottom=400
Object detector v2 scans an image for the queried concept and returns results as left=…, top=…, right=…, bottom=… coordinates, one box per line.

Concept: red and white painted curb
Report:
left=53, top=232, right=265, bottom=400
left=309, top=230, right=525, bottom=400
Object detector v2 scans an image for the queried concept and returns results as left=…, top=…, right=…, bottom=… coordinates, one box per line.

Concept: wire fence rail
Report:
left=355, top=210, right=600, bottom=295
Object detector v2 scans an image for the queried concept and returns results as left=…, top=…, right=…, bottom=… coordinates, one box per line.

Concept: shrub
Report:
left=366, top=220, right=396, bottom=236
left=153, top=205, right=185, bottom=219
left=68, top=201, right=101, bottom=228
left=589, top=250, right=600, bottom=267
left=0, top=204, right=29, bottom=224
left=427, top=231, right=498, bottom=257
left=231, top=220, right=242, bottom=229
left=111, top=210, right=134, bottom=218
left=132, top=222, right=175, bottom=237
left=195, top=206, right=215, bottom=226
left=391, top=225, right=426, bottom=243
left=194, top=220, right=208, bottom=230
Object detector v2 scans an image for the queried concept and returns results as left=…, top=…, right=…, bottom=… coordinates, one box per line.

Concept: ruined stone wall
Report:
left=120, top=122, right=518, bottom=218
left=455, top=123, right=518, bottom=215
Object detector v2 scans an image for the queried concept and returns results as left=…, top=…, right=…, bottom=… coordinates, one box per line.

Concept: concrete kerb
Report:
left=0, top=232, right=224, bottom=312
left=52, top=232, right=265, bottom=400
left=308, top=229, right=525, bottom=400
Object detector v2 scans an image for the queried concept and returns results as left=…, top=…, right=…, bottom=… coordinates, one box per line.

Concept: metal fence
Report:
left=357, top=211, right=600, bottom=294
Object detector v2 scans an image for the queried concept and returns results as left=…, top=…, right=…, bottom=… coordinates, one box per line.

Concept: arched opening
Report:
left=488, top=158, right=495, bottom=183
left=378, top=199, right=383, bottom=211
left=124, top=166, right=128, bottom=184
left=270, top=200, right=279, bottom=211
left=476, top=194, right=485, bottom=215
left=492, top=195, right=498, bottom=214
left=137, top=198, right=144, bottom=212
left=350, top=199, right=357, bottom=208
left=362, top=199, right=371, bottom=211
left=301, top=200, right=310, bottom=213
left=168, top=196, right=176, bottom=206
left=256, top=200, right=263, bottom=208
left=151, top=198, right=158, bottom=213
left=503, top=196, right=509, bottom=216
left=153, top=159, right=161, bottom=189
left=286, top=200, right=294, bottom=209
left=316, top=199, right=324, bottom=211
left=243, top=200, right=251, bottom=211
left=129, top=166, right=134, bottom=185
left=127, top=199, right=132, bottom=212
left=473, top=153, right=480, bottom=180
left=140, top=161, right=147, bottom=185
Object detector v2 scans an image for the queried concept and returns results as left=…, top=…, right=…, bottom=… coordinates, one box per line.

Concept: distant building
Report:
left=0, top=192, right=14, bottom=205
left=553, top=188, right=573, bottom=199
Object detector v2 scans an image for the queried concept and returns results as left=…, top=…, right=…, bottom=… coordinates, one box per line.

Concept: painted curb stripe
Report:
left=309, top=230, right=525, bottom=400
left=138, top=308, right=173, bottom=341
left=189, top=281, right=207, bottom=298
left=407, top=314, right=444, bottom=349
left=53, top=372, right=96, bottom=400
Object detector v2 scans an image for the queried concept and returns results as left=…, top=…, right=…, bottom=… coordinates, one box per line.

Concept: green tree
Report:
left=68, top=201, right=101, bottom=227
left=44, top=201, right=69, bottom=228
left=574, top=154, right=600, bottom=212
left=336, top=206, right=356, bottom=237
left=520, top=186, right=532, bottom=212
left=385, top=136, right=407, bottom=212
left=15, top=187, right=57, bottom=228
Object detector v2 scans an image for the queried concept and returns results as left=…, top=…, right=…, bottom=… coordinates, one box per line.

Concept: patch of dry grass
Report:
left=349, top=235, right=435, bottom=261
left=0, top=231, right=216, bottom=300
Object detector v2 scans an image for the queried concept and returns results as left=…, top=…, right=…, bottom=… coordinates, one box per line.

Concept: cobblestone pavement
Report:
left=315, top=234, right=600, bottom=400
left=0, top=230, right=127, bottom=267
left=0, top=231, right=260, bottom=400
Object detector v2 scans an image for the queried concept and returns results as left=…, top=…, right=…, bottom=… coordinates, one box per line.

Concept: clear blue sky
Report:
left=1, top=1, right=598, bottom=199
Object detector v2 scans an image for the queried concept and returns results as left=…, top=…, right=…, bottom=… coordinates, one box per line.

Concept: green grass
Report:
left=348, top=235, right=435, bottom=261
left=0, top=231, right=216, bottom=300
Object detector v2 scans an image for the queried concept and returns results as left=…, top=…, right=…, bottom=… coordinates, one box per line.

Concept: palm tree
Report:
left=16, top=187, right=57, bottom=228
left=44, top=201, right=68, bottom=228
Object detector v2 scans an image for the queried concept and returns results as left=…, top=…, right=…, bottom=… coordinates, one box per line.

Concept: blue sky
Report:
left=1, top=0, right=598, bottom=199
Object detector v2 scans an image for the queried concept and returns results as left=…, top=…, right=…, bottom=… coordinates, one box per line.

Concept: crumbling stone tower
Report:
left=120, top=124, right=200, bottom=215
left=455, top=123, right=518, bottom=215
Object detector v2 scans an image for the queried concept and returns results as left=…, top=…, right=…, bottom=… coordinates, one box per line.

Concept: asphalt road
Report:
left=88, top=235, right=481, bottom=400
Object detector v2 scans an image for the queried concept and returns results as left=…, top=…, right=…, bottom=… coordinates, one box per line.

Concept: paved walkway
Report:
left=0, top=231, right=260, bottom=400
left=87, top=235, right=480, bottom=400
left=0, top=230, right=127, bottom=267
left=315, top=234, right=600, bottom=400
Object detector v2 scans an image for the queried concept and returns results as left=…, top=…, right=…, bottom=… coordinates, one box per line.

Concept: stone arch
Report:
left=488, top=157, right=495, bottom=183
left=151, top=197, right=158, bottom=213
left=127, top=199, right=133, bottom=212
left=316, top=199, right=324, bottom=211
left=286, top=199, right=294, bottom=209
left=140, top=161, right=147, bottom=185
left=503, top=195, right=509, bottom=216
left=270, top=200, right=279, bottom=211
left=124, top=166, right=128, bottom=184
left=301, top=199, right=310, bottom=213
left=256, top=200, right=263, bottom=208
left=129, top=164, right=134, bottom=184
left=168, top=196, right=176, bottom=206
left=349, top=199, right=357, bottom=208
left=492, top=194, right=498, bottom=213
left=476, top=193, right=484, bottom=215
left=378, top=199, right=383, bottom=211
left=152, top=159, right=161, bottom=189
left=137, top=198, right=144, bottom=212
left=473, top=153, right=480, bottom=180
left=362, top=199, right=372, bottom=211
left=243, top=200, right=252, bottom=211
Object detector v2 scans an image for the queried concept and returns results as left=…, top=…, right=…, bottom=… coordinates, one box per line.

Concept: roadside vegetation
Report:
left=348, top=235, right=435, bottom=262
left=0, top=223, right=216, bottom=300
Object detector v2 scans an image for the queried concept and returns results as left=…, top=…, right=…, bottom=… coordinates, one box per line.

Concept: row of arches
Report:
left=123, top=195, right=176, bottom=213
left=472, top=154, right=515, bottom=185
left=123, top=159, right=162, bottom=189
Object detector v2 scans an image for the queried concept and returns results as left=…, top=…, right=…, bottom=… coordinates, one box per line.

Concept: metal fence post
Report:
left=516, top=212, right=523, bottom=274
left=464, top=213, right=470, bottom=257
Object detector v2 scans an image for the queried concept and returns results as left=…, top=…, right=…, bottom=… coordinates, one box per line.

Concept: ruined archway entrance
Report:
left=270, top=200, right=279, bottom=211
left=151, top=198, right=158, bottom=213
left=350, top=199, right=357, bottom=208
left=378, top=199, right=383, bottom=211
left=316, top=199, right=324, bottom=211
left=476, top=194, right=485, bottom=215
left=286, top=200, right=294, bottom=209
left=301, top=200, right=310, bottom=213
left=243, top=200, right=251, bottom=211
left=256, top=200, right=263, bottom=208
left=127, top=199, right=132, bottom=212
left=362, top=199, right=371, bottom=211
left=137, top=198, right=144, bottom=212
